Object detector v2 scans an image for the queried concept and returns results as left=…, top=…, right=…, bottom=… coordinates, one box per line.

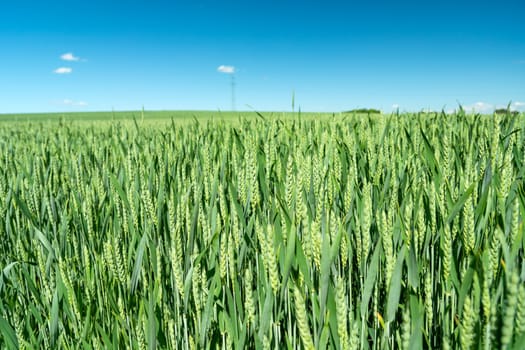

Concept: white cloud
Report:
left=54, top=67, right=72, bottom=74
left=391, top=104, right=399, bottom=109
left=512, top=101, right=525, bottom=111
left=463, top=101, right=493, bottom=113
left=217, top=65, right=235, bottom=74
left=62, top=99, right=87, bottom=106
left=60, top=52, right=80, bottom=61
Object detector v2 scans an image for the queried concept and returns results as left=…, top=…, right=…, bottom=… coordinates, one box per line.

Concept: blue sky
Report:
left=1, top=0, right=524, bottom=113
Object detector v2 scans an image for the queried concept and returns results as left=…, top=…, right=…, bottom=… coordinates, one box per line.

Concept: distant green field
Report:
left=0, top=110, right=339, bottom=123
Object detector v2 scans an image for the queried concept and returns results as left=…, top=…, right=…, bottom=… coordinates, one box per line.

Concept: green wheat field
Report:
left=0, top=110, right=524, bottom=349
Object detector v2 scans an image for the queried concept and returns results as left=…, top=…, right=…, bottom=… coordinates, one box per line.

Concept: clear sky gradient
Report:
left=1, top=0, right=524, bottom=113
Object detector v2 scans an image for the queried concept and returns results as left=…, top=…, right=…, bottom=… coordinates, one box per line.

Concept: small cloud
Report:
left=62, top=99, right=87, bottom=106
left=54, top=67, right=72, bottom=74
left=217, top=65, right=235, bottom=74
left=512, top=101, right=525, bottom=111
left=391, top=104, right=399, bottom=109
left=474, top=101, right=490, bottom=108
left=464, top=101, right=493, bottom=113
left=60, top=52, right=80, bottom=61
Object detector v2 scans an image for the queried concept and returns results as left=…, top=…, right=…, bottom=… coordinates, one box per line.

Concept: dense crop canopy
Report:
left=0, top=112, right=524, bottom=349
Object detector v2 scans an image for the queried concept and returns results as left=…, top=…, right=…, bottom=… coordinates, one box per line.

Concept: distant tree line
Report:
left=343, top=108, right=381, bottom=114
left=494, top=108, right=519, bottom=116
left=341, top=108, right=521, bottom=115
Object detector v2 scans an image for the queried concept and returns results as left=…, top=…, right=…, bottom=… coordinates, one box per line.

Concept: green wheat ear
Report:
left=401, top=306, right=411, bottom=350
left=336, top=275, right=349, bottom=350
left=244, top=267, right=256, bottom=325
left=516, top=284, right=525, bottom=338
left=460, top=295, right=476, bottom=350
left=294, top=284, right=315, bottom=350
left=501, top=270, right=520, bottom=347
